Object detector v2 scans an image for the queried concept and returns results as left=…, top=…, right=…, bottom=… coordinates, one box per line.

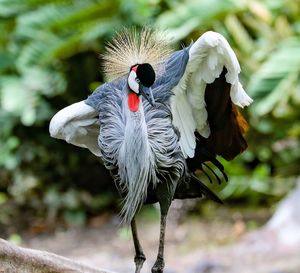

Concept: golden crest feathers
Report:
left=102, top=27, right=173, bottom=80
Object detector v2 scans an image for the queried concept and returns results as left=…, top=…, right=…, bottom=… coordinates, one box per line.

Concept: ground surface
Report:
left=22, top=202, right=300, bottom=273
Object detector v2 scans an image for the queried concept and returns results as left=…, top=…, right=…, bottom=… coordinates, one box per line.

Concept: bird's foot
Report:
left=134, top=254, right=146, bottom=273
left=151, top=257, right=165, bottom=273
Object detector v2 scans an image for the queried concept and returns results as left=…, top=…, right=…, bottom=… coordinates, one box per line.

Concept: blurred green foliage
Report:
left=0, top=0, right=300, bottom=233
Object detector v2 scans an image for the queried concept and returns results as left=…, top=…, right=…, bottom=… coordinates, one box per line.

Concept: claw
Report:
left=151, top=256, right=165, bottom=273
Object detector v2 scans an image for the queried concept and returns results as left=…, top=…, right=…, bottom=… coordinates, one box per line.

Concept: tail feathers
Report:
left=187, top=135, right=228, bottom=184
left=203, top=163, right=222, bottom=184
left=201, top=167, right=214, bottom=184
left=194, top=136, right=224, bottom=170
left=174, top=173, right=223, bottom=204
left=203, top=159, right=228, bottom=182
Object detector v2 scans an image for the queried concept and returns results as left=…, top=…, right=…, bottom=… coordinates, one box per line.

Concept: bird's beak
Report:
left=139, top=85, right=155, bottom=107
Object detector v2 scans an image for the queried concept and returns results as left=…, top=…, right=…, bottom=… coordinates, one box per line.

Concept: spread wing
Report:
left=171, top=31, right=253, bottom=159
left=49, top=101, right=101, bottom=156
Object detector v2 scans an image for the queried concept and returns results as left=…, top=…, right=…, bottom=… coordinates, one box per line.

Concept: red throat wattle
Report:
left=128, top=92, right=140, bottom=112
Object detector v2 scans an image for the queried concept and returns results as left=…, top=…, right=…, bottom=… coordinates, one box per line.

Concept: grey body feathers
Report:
left=85, top=49, right=189, bottom=224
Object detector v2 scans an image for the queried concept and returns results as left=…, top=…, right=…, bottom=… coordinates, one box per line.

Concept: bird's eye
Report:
left=135, top=78, right=140, bottom=83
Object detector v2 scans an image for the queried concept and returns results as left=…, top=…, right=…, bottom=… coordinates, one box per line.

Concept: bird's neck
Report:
left=118, top=92, right=156, bottom=224
left=127, top=90, right=141, bottom=112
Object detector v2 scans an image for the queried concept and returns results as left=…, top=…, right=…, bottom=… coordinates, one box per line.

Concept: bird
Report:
left=49, top=27, right=253, bottom=273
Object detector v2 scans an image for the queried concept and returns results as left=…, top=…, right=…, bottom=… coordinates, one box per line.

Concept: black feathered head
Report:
left=127, top=63, right=156, bottom=107
left=136, top=63, right=156, bottom=87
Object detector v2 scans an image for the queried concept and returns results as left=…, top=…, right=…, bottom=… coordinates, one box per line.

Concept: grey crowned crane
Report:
left=49, top=28, right=252, bottom=273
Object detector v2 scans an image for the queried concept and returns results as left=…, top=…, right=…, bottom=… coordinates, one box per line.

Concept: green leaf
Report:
left=248, top=38, right=300, bottom=116
left=156, top=0, right=243, bottom=39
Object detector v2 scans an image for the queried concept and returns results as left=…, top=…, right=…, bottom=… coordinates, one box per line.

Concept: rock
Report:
left=266, top=178, right=300, bottom=247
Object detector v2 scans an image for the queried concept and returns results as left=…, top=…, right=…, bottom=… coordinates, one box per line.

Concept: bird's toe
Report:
left=151, top=257, right=165, bottom=273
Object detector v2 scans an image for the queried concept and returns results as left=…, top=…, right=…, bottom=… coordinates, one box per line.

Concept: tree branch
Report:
left=0, top=238, right=117, bottom=273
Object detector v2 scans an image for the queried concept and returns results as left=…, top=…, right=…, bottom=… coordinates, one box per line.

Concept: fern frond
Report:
left=248, top=39, right=300, bottom=116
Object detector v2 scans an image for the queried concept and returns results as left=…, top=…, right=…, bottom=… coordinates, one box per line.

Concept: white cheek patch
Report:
left=128, top=71, right=139, bottom=93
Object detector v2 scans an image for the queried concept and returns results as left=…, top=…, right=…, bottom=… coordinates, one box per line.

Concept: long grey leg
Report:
left=131, top=218, right=146, bottom=273
left=151, top=205, right=169, bottom=273
left=151, top=179, right=176, bottom=273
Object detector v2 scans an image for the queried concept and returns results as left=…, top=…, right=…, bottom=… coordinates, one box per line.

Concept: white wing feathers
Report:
left=49, top=101, right=101, bottom=156
left=171, top=31, right=253, bottom=158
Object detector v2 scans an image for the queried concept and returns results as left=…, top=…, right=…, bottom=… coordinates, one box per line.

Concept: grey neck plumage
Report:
left=118, top=86, right=157, bottom=224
